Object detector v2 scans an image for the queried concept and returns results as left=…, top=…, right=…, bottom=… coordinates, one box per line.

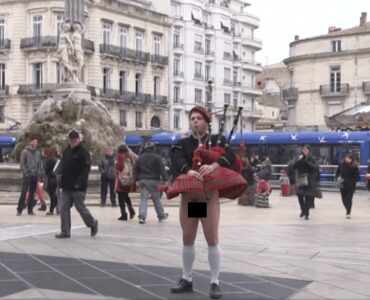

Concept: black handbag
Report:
left=296, top=173, right=309, bottom=188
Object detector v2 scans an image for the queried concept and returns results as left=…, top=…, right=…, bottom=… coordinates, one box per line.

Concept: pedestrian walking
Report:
left=44, top=147, right=58, bottom=215
left=133, top=142, right=169, bottom=224
left=55, top=129, right=98, bottom=239
left=335, top=152, right=360, bottom=219
left=115, top=144, right=136, bottom=221
left=293, top=144, right=319, bottom=220
left=16, top=136, right=43, bottom=216
left=98, top=147, right=117, bottom=207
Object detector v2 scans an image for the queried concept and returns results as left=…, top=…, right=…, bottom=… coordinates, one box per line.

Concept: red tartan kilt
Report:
left=166, top=167, right=247, bottom=200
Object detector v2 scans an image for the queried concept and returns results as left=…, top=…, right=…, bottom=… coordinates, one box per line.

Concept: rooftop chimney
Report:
left=328, top=26, right=336, bottom=33
left=294, top=35, right=299, bottom=41
left=360, top=12, right=367, bottom=26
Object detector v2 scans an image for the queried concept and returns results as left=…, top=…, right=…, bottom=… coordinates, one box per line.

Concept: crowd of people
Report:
left=13, top=104, right=369, bottom=299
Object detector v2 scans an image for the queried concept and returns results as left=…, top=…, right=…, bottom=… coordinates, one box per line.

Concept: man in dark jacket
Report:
left=133, top=142, right=169, bottom=224
left=16, top=137, right=43, bottom=216
left=98, top=147, right=116, bottom=207
left=55, top=129, right=98, bottom=239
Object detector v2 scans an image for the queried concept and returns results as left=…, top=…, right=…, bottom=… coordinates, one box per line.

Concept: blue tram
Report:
left=0, top=135, right=17, bottom=162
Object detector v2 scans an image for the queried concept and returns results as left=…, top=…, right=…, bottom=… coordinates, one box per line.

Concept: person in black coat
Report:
left=293, top=144, right=319, bottom=220
left=335, top=152, right=360, bottom=218
left=367, top=159, right=370, bottom=192
left=55, top=130, right=98, bottom=239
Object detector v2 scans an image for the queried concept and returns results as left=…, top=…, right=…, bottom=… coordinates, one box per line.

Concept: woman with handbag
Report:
left=335, top=152, right=360, bottom=219
left=114, top=145, right=136, bottom=221
left=293, top=144, right=319, bottom=220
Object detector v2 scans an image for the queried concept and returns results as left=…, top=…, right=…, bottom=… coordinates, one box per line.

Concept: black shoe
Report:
left=299, top=212, right=304, bottom=218
left=118, top=213, right=128, bottom=221
left=16, top=211, right=22, bottom=216
left=28, top=211, right=35, bottom=215
left=129, top=207, right=136, bottom=219
left=158, top=212, right=169, bottom=222
left=38, top=204, right=47, bottom=211
left=170, top=278, right=193, bottom=293
left=111, top=203, right=117, bottom=207
left=55, top=233, right=70, bottom=239
left=304, top=215, right=309, bottom=220
left=91, top=220, right=98, bottom=237
left=210, top=283, right=222, bottom=299
left=100, top=203, right=106, bottom=207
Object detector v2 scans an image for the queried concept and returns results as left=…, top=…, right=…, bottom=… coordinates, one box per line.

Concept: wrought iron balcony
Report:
left=151, top=54, right=168, bottom=66
left=233, top=81, right=242, bottom=87
left=82, top=39, right=95, bottom=53
left=320, top=84, right=349, bottom=98
left=0, top=39, right=11, bottom=51
left=194, top=73, right=205, bottom=81
left=18, top=83, right=57, bottom=95
left=223, top=79, right=233, bottom=85
left=21, top=36, right=58, bottom=50
left=362, top=81, right=370, bottom=95
left=136, top=122, right=143, bottom=128
left=173, top=43, right=183, bottom=49
left=193, top=46, right=204, bottom=54
left=100, top=44, right=150, bottom=63
left=282, top=87, right=298, bottom=101
left=205, top=50, right=215, bottom=56
left=173, top=98, right=184, bottom=104
left=0, top=85, right=9, bottom=97
left=223, top=52, right=232, bottom=60
left=148, top=95, right=168, bottom=106
left=173, top=71, right=184, bottom=77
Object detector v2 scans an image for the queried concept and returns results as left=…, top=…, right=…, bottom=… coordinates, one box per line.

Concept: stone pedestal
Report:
left=54, top=82, right=91, bottom=102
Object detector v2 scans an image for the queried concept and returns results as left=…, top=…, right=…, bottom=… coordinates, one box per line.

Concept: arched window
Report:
left=151, top=116, right=160, bottom=128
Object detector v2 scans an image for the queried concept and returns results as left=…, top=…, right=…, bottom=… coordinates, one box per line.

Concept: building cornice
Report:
left=284, top=47, right=370, bottom=65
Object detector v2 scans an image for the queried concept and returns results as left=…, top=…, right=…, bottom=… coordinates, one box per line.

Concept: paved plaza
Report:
left=0, top=190, right=370, bottom=299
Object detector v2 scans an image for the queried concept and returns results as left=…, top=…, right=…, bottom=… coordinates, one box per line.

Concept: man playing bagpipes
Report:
left=167, top=105, right=247, bottom=299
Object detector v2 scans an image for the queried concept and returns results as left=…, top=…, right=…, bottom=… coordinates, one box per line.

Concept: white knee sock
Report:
left=182, top=245, right=195, bottom=282
left=208, top=244, right=221, bottom=285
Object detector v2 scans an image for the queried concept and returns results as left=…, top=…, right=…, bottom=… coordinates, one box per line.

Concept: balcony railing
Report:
left=194, top=74, right=205, bottom=81
left=136, top=122, right=143, bottom=128
left=0, top=39, right=11, bottom=51
left=151, top=54, right=168, bottom=65
left=18, top=83, right=57, bottom=95
left=173, top=43, right=183, bottom=49
left=233, top=81, right=242, bottom=87
left=82, top=39, right=95, bottom=53
left=320, top=84, right=349, bottom=97
left=282, top=87, right=298, bottom=101
left=0, top=85, right=9, bottom=96
left=149, top=95, right=168, bottom=106
left=223, top=79, right=233, bottom=85
left=205, top=50, right=215, bottom=56
left=223, top=52, right=232, bottom=60
left=21, top=36, right=58, bottom=49
left=173, top=71, right=184, bottom=77
left=173, top=98, right=184, bottom=104
left=193, top=46, right=204, bottom=54
left=233, top=55, right=241, bottom=62
left=100, top=44, right=150, bottom=63
left=362, top=81, right=370, bottom=95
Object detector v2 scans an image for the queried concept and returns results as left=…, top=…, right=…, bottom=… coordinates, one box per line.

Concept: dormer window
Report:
left=332, top=40, right=341, bottom=52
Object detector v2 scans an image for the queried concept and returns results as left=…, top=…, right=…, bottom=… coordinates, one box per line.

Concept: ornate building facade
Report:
left=0, top=0, right=171, bottom=132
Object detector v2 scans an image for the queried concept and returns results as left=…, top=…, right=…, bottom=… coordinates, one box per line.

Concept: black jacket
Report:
left=170, top=134, right=236, bottom=181
left=60, top=144, right=91, bottom=191
left=293, top=154, right=319, bottom=197
left=336, top=162, right=360, bottom=191
left=133, top=150, right=168, bottom=182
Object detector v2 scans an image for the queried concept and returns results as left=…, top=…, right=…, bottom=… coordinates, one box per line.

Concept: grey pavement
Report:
left=0, top=189, right=369, bottom=299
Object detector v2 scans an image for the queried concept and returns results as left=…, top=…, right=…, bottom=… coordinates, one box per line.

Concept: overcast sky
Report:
left=248, top=1, right=370, bottom=66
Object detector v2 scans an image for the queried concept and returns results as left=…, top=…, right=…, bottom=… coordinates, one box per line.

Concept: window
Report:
left=0, top=20, right=5, bottom=46
left=0, top=64, right=5, bottom=91
left=173, top=86, right=180, bottom=103
left=56, top=62, right=64, bottom=84
left=195, top=88, right=202, bottom=103
left=233, top=70, right=238, bottom=84
left=205, top=64, right=211, bottom=81
left=56, top=15, right=64, bottom=40
left=194, top=61, right=202, bottom=78
left=33, top=63, right=43, bottom=89
left=205, top=39, right=211, bottom=54
left=33, top=15, right=42, bottom=38
left=153, top=35, right=161, bottom=56
left=194, top=34, right=202, bottom=52
left=224, top=93, right=231, bottom=105
left=173, top=58, right=180, bottom=75
left=102, top=22, right=111, bottom=45
left=173, top=113, right=180, bottom=129
left=135, top=111, right=142, bottom=128
left=224, top=68, right=231, bottom=82
left=103, top=67, right=110, bottom=94
left=119, top=110, right=127, bottom=126
left=173, top=31, right=180, bottom=47
left=135, top=73, right=142, bottom=95
left=136, top=31, right=143, bottom=52
left=332, top=40, right=341, bottom=52
left=154, top=76, right=160, bottom=100
left=0, top=105, right=3, bottom=123
left=233, top=97, right=238, bottom=109
left=330, top=66, right=341, bottom=92
left=224, top=42, right=231, bottom=58
left=151, top=116, right=160, bottom=128
left=119, top=71, right=126, bottom=95
left=119, top=27, right=128, bottom=48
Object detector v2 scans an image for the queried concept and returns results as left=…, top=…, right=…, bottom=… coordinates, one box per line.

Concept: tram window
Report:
left=343, top=145, right=360, bottom=162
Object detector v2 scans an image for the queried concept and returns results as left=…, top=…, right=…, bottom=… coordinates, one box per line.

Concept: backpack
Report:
left=119, top=156, right=134, bottom=187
